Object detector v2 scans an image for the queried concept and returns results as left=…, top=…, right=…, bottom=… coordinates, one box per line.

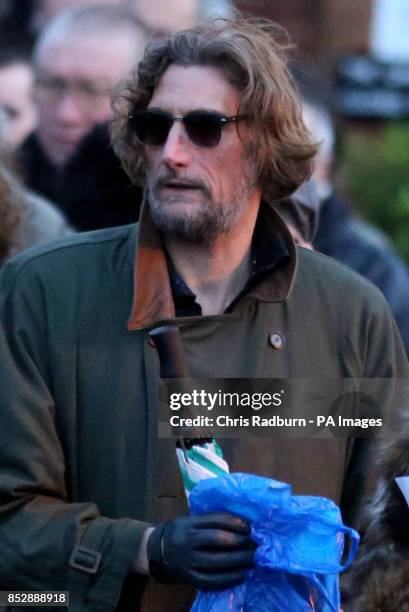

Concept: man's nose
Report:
left=161, top=121, right=193, bottom=169
left=53, top=94, right=85, bottom=124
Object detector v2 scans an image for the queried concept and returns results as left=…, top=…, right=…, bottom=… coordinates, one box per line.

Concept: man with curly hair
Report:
left=0, top=17, right=407, bottom=611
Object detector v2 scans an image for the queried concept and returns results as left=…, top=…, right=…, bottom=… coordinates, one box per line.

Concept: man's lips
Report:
left=160, top=181, right=202, bottom=190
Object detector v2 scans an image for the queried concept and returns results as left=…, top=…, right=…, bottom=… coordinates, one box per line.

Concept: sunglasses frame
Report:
left=128, top=109, right=246, bottom=148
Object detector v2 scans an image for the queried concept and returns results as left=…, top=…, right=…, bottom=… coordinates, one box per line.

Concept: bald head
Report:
left=33, top=5, right=148, bottom=166
left=35, top=4, right=147, bottom=57
left=33, top=0, right=127, bottom=33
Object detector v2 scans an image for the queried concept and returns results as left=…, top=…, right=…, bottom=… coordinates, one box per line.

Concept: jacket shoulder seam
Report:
left=1, top=227, right=135, bottom=303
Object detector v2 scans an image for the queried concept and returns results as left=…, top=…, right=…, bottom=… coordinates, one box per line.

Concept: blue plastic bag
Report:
left=189, top=473, right=359, bottom=612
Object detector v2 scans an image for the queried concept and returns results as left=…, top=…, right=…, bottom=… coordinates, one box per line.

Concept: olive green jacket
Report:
left=0, top=203, right=407, bottom=611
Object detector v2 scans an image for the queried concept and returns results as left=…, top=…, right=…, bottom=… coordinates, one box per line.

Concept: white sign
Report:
left=371, top=0, right=409, bottom=61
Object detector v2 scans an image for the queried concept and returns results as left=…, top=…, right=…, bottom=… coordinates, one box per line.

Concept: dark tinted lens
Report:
left=184, top=113, right=223, bottom=147
left=130, top=111, right=172, bottom=146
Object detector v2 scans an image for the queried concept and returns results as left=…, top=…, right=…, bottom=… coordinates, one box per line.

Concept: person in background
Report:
left=57, top=123, right=143, bottom=230
left=301, top=94, right=409, bottom=356
left=30, top=0, right=233, bottom=35
left=276, top=180, right=320, bottom=249
left=0, top=159, right=72, bottom=261
left=0, top=109, right=8, bottom=150
left=17, top=4, right=149, bottom=203
left=30, top=0, right=123, bottom=32
left=0, top=44, right=37, bottom=153
left=0, top=165, right=21, bottom=264
left=344, top=421, right=409, bottom=611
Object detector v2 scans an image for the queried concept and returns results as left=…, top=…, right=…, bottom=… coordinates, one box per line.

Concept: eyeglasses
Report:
left=128, top=109, right=246, bottom=148
left=35, top=74, right=112, bottom=108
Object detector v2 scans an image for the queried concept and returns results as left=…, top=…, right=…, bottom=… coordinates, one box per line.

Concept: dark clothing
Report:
left=0, top=201, right=407, bottom=611
left=17, top=132, right=61, bottom=203
left=345, top=420, right=409, bottom=611
left=169, top=207, right=290, bottom=316
left=58, top=124, right=142, bottom=231
left=17, top=127, right=142, bottom=232
left=315, top=192, right=409, bottom=355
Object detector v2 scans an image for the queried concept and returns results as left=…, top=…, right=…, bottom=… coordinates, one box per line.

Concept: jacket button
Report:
left=269, top=331, right=284, bottom=350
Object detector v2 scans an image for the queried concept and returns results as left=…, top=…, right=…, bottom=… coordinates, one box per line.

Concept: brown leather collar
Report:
left=127, top=200, right=297, bottom=331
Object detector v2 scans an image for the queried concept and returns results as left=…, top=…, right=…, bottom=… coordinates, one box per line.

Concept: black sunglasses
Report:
left=128, top=109, right=246, bottom=148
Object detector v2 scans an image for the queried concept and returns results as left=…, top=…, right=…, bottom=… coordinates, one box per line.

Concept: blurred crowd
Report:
left=1, top=1, right=409, bottom=609
left=0, top=0, right=233, bottom=257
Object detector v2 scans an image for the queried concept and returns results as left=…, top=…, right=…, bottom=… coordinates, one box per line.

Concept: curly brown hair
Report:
left=110, top=17, right=318, bottom=202
left=0, top=163, right=22, bottom=263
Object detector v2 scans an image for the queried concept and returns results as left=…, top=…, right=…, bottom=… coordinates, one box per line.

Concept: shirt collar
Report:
left=127, top=200, right=297, bottom=331
left=167, top=203, right=290, bottom=316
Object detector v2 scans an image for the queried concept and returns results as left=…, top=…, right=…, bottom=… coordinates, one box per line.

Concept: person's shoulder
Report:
left=24, top=191, right=67, bottom=225
left=0, top=224, right=138, bottom=300
left=293, top=248, right=403, bottom=358
left=16, top=191, right=73, bottom=249
left=295, top=246, right=387, bottom=304
left=9, top=223, right=135, bottom=262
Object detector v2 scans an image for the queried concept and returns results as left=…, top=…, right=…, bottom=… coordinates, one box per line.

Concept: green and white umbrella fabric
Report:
left=176, top=440, right=229, bottom=499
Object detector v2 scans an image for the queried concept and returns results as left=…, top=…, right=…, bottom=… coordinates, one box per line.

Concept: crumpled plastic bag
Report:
left=189, top=473, right=359, bottom=612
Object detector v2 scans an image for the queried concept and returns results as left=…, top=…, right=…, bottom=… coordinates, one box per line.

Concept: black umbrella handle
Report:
left=149, top=325, right=212, bottom=448
left=149, top=325, right=189, bottom=378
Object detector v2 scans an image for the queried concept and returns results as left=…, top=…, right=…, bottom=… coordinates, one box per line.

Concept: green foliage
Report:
left=340, top=122, right=409, bottom=262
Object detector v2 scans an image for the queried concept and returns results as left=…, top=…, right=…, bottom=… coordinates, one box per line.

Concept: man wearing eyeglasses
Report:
left=0, top=17, right=408, bottom=612
left=17, top=4, right=148, bottom=204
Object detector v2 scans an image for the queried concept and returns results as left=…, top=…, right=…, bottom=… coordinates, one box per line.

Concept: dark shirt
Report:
left=168, top=203, right=290, bottom=316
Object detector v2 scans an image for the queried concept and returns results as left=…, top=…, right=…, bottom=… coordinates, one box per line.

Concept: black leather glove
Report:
left=147, top=512, right=256, bottom=590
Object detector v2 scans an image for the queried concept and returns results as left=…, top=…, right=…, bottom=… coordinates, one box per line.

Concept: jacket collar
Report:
left=127, top=199, right=297, bottom=331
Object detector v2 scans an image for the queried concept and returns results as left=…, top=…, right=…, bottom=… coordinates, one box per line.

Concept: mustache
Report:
left=149, top=171, right=212, bottom=198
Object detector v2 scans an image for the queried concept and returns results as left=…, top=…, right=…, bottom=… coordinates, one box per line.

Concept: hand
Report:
left=147, top=512, right=256, bottom=590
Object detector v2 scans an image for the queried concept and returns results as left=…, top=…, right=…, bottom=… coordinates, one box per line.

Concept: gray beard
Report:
left=147, top=164, right=258, bottom=244
left=148, top=191, right=244, bottom=244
